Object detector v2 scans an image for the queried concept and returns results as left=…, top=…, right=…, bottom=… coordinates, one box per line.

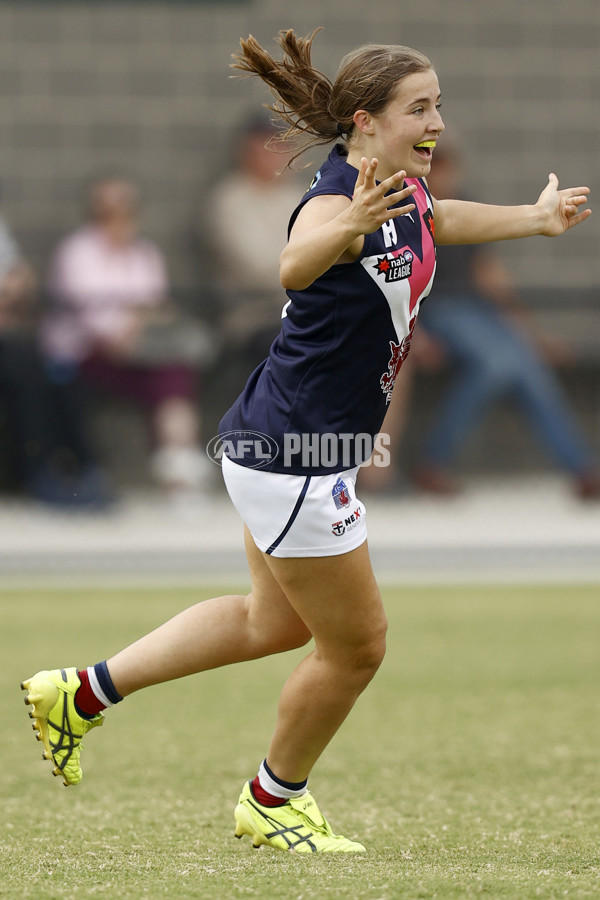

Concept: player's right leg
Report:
left=21, top=525, right=312, bottom=785
left=106, top=526, right=312, bottom=694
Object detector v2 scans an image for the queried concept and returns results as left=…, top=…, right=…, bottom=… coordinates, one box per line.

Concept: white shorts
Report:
left=222, top=455, right=367, bottom=557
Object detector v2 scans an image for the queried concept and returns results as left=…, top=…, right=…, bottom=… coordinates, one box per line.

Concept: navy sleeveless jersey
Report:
left=219, top=144, right=436, bottom=474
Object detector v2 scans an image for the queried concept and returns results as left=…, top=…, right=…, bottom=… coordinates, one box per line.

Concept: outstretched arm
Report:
left=433, top=173, right=591, bottom=245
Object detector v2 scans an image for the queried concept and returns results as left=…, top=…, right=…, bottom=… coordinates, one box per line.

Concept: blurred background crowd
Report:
left=0, top=0, right=599, bottom=515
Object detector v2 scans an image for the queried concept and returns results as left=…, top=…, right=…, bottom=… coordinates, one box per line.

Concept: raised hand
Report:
left=537, top=173, right=591, bottom=236
left=349, top=157, right=418, bottom=235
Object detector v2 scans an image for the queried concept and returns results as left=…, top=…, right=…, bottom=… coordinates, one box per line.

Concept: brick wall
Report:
left=0, top=0, right=598, bottom=293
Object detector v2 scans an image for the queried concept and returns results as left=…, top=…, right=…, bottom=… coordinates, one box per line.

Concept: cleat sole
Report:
left=20, top=672, right=60, bottom=773
left=234, top=805, right=269, bottom=851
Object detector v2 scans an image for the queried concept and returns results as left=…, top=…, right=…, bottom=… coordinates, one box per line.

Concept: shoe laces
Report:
left=288, top=793, right=336, bottom=837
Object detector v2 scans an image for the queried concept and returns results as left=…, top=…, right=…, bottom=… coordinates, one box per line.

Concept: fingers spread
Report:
left=387, top=186, right=417, bottom=206
left=565, top=188, right=591, bottom=201
left=364, top=158, right=379, bottom=186
left=381, top=170, right=408, bottom=192
left=354, top=157, right=369, bottom=189
left=389, top=203, right=416, bottom=218
left=566, top=208, right=592, bottom=229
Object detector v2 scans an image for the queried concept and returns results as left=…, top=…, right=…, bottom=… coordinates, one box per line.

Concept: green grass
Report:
left=2, top=583, right=600, bottom=899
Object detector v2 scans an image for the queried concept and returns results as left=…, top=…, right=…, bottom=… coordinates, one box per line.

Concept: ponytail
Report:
left=231, top=29, right=339, bottom=159
left=232, top=29, right=432, bottom=163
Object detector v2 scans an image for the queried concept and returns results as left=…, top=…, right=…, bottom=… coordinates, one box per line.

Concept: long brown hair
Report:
left=231, top=29, right=432, bottom=161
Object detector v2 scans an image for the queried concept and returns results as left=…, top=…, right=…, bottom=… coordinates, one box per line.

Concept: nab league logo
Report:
left=332, top=477, right=351, bottom=510
left=373, top=250, right=413, bottom=282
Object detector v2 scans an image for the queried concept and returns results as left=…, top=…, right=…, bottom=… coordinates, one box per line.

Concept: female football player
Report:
left=22, top=29, right=591, bottom=853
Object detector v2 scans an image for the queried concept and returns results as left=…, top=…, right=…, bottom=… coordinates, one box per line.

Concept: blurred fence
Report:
left=0, top=0, right=598, bottom=488
left=0, top=0, right=598, bottom=292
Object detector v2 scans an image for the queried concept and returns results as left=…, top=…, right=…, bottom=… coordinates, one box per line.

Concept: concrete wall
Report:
left=0, top=0, right=598, bottom=294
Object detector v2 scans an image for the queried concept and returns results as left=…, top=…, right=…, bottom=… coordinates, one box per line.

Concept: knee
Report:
left=329, top=616, right=388, bottom=690
left=355, top=622, right=388, bottom=684
left=245, top=590, right=312, bottom=656
left=258, top=617, right=312, bottom=656
left=473, top=351, right=521, bottom=393
left=278, top=624, right=312, bottom=653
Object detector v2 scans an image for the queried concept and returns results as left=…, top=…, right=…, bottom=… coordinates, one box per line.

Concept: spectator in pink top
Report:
left=42, top=175, right=210, bottom=500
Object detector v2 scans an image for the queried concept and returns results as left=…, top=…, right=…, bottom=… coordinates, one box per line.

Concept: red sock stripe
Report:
left=74, top=669, right=107, bottom=716
left=251, top=776, right=287, bottom=807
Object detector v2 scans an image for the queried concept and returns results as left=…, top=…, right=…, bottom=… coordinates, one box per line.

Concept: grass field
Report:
left=2, top=582, right=600, bottom=899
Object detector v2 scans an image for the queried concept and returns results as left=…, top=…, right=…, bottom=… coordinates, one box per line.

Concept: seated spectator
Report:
left=412, top=141, right=600, bottom=500
left=42, top=175, right=211, bottom=503
left=204, top=112, right=303, bottom=409
left=0, top=209, right=111, bottom=507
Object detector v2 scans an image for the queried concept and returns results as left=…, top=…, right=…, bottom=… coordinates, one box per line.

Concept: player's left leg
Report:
left=234, top=538, right=385, bottom=853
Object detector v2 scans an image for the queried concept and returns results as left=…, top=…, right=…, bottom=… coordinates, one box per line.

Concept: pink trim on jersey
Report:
left=391, top=178, right=435, bottom=315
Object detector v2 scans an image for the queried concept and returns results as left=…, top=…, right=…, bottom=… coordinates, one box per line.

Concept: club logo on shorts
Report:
left=332, top=477, right=351, bottom=510
left=332, top=508, right=364, bottom=537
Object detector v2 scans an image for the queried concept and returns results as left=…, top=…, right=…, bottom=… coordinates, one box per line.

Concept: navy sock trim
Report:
left=266, top=476, right=311, bottom=555
left=263, top=758, right=308, bottom=792
left=94, top=660, right=123, bottom=705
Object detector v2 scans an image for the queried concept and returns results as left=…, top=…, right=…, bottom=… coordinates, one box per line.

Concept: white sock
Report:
left=87, top=665, right=116, bottom=708
left=257, top=759, right=308, bottom=800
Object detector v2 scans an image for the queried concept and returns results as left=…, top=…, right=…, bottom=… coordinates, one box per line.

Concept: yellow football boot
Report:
left=21, top=667, right=103, bottom=786
left=234, top=781, right=366, bottom=853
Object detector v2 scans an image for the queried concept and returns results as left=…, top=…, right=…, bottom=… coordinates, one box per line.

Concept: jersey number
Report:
left=382, top=219, right=397, bottom=248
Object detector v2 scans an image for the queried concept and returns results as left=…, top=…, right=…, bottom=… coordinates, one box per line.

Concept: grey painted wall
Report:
left=0, top=0, right=597, bottom=294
